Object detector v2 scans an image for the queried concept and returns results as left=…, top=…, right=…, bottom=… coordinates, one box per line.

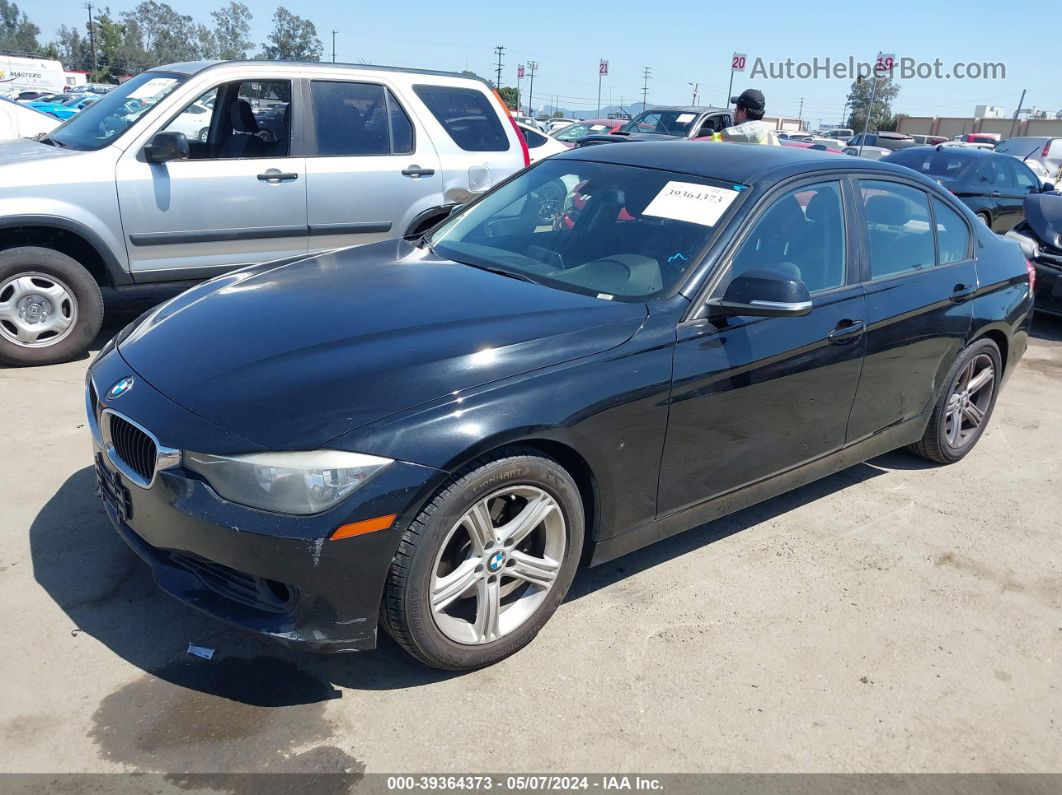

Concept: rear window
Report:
left=886, top=149, right=971, bottom=178
left=413, top=84, right=509, bottom=152
left=995, top=138, right=1046, bottom=156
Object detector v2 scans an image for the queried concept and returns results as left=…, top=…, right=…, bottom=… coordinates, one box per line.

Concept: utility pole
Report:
left=1010, top=88, right=1027, bottom=138
left=493, top=46, right=505, bottom=91
left=516, top=65, right=523, bottom=116
left=526, top=60, right=538, bottom=118
left=331, top=30, right=337, bottom=63
left=85, top=3, right=97, bottom=73
left=859, top=72, right=880, bottom=158
left=798, top=97, right=804, bottom=130
left=641, top=67, right=651, bottom=111
left=689, top=82, right=699, bottom=105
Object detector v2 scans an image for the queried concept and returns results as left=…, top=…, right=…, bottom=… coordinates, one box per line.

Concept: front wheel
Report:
left=908, top=338, right=1002, bottom=464
left=382, top=448, right=584, bottom=670
left=0, top=247, right=104, bottom=367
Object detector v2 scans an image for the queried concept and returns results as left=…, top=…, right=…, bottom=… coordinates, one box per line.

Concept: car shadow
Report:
left=32, top=455, right=903, bottom=701
left=1031, top=313, right=1062, bottom=342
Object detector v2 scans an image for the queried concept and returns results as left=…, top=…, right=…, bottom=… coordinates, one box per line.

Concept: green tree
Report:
left=846, top=74, right=900, bottom=134
left=260, top=7, right=322, bottom=61
left=497, top=86, right=518, bottom=109
left=0, top=0, right=40, bottom=53
left=211, top=1, right=253, bottom=60
left=120, top=1, right=203, bottom=66
left=53, top=24, right=91, bottom=69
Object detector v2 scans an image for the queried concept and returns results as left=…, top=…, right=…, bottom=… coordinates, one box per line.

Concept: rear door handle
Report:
left=258, top=170, right=298, bottom=182
left=401, top=165, right=436, bottom=178
left=950, top=283, right=976, bottom=303
left=827, top=319, right=865, bottom=344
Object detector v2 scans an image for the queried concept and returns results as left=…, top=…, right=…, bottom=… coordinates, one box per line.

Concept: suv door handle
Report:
left=257, top=170, right=298, bottom=182
left=950, top=283, right=976, bottom=303
left=990, top=190, right=1000, bottom=197
left=401, top=165, right=435, bottom=178
left=827, top=319, right=865, bottom=344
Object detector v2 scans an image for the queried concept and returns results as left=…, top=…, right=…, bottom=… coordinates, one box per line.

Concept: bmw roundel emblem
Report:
left=107, top=377, right=135, bottom=399
left=487, top=550, right=505, bottom=573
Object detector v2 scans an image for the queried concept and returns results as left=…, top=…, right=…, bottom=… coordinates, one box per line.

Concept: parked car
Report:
left=844, top=144, right=893, bottom=160
left=545, top=118, right=576, bottom=134
left=87, top=143, right=1031, bottom=670
left=514, top=115, right=545, bottom=132
left=0, top=60, right=528, bottom=366
left=517, top=122, right=569, bottom=162
left=910, top=134, right=949, bottom=145
left=780, top=140, right=844, bottom=154
left=1005, top=193, right=1062, bottom=316
left=551, top=118, right=625, bottom=143
left=820, top=127, right=854, bottom=141
left=27, top=95, right=95, bottom=120
left=994, top=137, right=1062, bottom=185
left=0, top=96, right=60, bottom=140
left=882, top=145, right=1051, bottom=232
left=846, top=131, right=916, bottom=151
left=13, top=91, right=64, bottom=103
left=1020, top=158, right=1061, bottom=189
left=578, top=105, right=734, bottom=146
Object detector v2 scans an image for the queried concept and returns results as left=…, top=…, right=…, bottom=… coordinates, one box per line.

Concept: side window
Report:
left=160, top=81, right=290, bottom=159
left=860, top=180, right=935, bottom=278
left=160, top=87, right=218, bottom=150
left=1008, top=160, right=1039, bottom=192
left=387, top=89, right=414, bottom=154
left=727, top=181, right=846, bottom=294
left=977, top=158, right=1013, bottom=186
left=522, top=127, right=547, bottom=148
left=310, top=81, right=390, bottom=156
left=932, top=199, right=971, bottom=265
left=412, top=84, right=509, bottom=152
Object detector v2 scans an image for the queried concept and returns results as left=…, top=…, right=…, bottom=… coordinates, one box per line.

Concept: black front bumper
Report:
left=88, top=349, right=447, bottom=653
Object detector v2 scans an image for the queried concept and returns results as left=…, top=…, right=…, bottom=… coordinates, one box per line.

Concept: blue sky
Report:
left=34, top=0, right=1061, bottom=124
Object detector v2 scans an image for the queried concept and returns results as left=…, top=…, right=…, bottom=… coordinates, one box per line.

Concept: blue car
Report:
left=28, top=95, right=97, bottom=120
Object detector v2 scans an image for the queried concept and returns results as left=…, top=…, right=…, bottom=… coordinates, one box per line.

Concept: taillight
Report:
left=1026, top=259, right=1036, bottom=296
left=492, top=89, right=530, bottom=168
left=1043, top=141, right=1052, bottom=157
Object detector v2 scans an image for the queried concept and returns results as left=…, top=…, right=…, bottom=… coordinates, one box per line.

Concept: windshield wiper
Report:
left=36, top=135, right=65, bottom=147
left=469, top=263, right=540, bottom=284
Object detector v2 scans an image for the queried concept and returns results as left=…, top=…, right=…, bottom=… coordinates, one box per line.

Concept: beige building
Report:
left=897, top=115, right=1062, bottom=139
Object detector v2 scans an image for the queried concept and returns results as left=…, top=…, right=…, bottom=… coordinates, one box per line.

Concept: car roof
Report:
left=556, top=140, right=920, bottom=185
left=892, top=145, right=996, bottom=159
left=637, top=105, right=727, bottom=114
left=155, top=60, right=490, bottom=84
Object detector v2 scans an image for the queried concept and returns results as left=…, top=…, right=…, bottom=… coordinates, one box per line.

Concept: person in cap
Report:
left=719, top=89, right=780, bottom=146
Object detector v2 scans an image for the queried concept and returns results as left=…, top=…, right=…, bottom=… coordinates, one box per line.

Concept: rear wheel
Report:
left=382, top=448, right=584, bottom=670
left=0, top=247, right=104, bottom=367
left=976, top=210, right=991, bottom=227
left=908, top=338, right=1002, bottom=464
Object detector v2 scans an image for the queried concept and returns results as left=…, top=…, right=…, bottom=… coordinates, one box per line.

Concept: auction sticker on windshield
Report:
left=642, top=181, right=739, bottom=226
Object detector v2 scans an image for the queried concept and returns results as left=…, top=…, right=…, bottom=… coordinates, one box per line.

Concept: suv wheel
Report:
left=0, top=247, right=104, bottom=367
left=908, top=338, right=1002, bottom=464
left=382, top=448, right=584, bottom=670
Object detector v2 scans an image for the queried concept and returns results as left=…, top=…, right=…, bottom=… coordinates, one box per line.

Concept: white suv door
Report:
left=303, top=79, right=443, bottom=248
left=116, top=78, right=307, bottom=277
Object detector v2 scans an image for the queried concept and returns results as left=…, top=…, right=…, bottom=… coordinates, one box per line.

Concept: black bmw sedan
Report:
left=87, top=143, right=1033, bottom=670
left=882, top=145, right=1054, bottom=233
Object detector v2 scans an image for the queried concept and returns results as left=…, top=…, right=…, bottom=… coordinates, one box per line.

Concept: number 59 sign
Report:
left=731, top=53, right=747, bottom=72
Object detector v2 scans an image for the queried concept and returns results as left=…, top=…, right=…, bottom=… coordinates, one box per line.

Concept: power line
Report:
left=641, top=67, right=651, bottom=111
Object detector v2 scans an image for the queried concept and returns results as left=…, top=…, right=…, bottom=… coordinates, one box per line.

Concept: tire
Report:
left=976, top=210, right=991, bottom=227
left=0, top=247, right=104, bottom=367
left=908, top=338, right=1002, bottom=464
left=382, top=447, right=584, bottom=670
left=198, top=127, right=209, bottom=143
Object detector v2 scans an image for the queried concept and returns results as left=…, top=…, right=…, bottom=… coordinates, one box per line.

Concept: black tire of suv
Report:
left=382, top=447, right=584, bottom=670
left=908, top=338, right=1002, bottom=465
left=0, top=247, right=104, bottom=367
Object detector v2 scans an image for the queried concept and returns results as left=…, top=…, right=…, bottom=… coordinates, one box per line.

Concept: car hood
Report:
left=0, top=137, right=81, bottom=164
left=117, top=240, right=648, bottom=451
left=1024, top=193, right=1062, bottom=252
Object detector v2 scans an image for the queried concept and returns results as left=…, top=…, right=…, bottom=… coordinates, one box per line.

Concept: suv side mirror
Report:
left=1042, top=182, right=1055, bottom=193
left=707, top=267, right=813, bottom=318
left=144, top=131, right=189, bottom=164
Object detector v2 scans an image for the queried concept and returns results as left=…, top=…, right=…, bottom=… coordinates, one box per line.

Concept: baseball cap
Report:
left=730, top=89, right=765, bottom=112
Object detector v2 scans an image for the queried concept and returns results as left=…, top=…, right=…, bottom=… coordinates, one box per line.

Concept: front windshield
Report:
left=47, top=72, right=185, bottom=151
left=428, top=159, right=745, bottom=300
left=554, top=122, right=612, bottom=142
left=621, top=110, right=698, bottom=137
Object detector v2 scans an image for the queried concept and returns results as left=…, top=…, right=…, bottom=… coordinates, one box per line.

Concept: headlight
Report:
left=184, top=450, right=393, bottom=515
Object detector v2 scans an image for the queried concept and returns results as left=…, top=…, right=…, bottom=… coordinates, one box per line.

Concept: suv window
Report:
left=727, top=181, right=846, bottom=294
left=932, top=199, right=971, bottom=265
left=310, top=81, right=413, bottom=156
left=163, top=80, right=290, bottom=160
left=413, top=84, right=509, bottom=152
left=521, top=126, right=548, bottom=148
left=860, top=181, right=934, bottom=278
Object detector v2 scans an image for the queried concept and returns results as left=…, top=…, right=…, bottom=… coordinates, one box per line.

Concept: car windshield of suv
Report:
left=428, top=159, right=745, bottom=300
left=620, top=110, right=698, bottom=137
left=44, top=72, right=185, bottom=151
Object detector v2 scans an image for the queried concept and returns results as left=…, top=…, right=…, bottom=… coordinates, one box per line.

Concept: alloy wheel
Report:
left=944, top=352, right=995, bottom=449
left=0, top=271, right=78, bottom=348
left=430, top=485, right=566, bottom=645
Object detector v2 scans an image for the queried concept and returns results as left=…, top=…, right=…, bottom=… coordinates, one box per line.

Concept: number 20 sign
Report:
left=731, top=53, right=747, bottom=72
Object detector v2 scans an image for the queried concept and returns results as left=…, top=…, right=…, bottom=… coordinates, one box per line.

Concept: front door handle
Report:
left=401, top=165, right=436, bottom=178
left=827, top=318, right=865, bottom=345
left=950, top=283, right=976, bottom=303
left=990, top=190, right=1000, bottom=197
left=258, top=170, right=299, bottom=182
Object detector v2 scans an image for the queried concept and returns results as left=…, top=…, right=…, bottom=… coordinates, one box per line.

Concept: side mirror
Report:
left=143, top=131, right=189, bottom=163
left=1042, top=182, right=1055, bottom=193
left=707, top=267, right=814, bottom=318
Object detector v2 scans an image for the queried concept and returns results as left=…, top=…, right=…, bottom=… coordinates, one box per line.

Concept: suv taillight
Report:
left=1027, top=259, right=1036, bottom=296
left=492, top=89, right=530, bottom=168
left=1043, top=141, right=1052, bottom=157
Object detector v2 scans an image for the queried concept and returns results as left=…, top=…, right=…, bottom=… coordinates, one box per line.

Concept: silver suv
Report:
left=0, top=60, right=527, bottom=365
